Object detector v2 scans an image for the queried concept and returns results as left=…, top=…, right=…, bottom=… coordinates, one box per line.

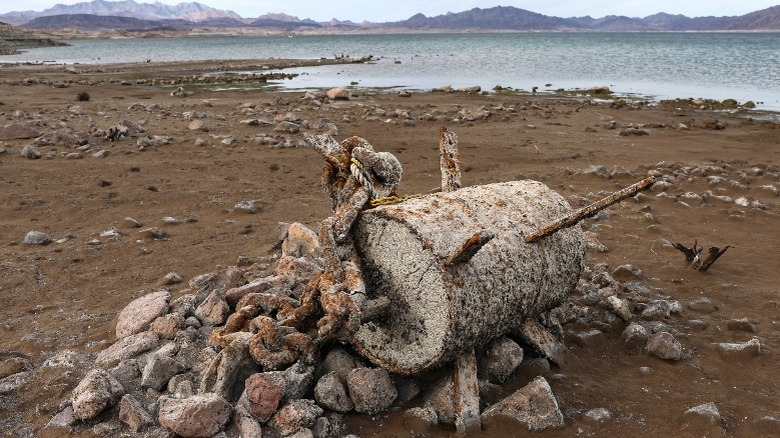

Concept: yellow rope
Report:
left=370, top=194, right=422, bottom=207
left=352, top=156, right=420, bottom=207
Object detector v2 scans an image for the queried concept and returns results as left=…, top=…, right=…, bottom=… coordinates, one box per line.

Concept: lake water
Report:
left=3, top=32, right=779, bottom=110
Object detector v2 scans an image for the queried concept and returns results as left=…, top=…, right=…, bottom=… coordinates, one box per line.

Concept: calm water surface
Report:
left=3, top=33, right=779, bottom=110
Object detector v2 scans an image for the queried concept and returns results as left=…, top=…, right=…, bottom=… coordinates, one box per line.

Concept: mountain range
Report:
left=1, top=0, right=779, bottom=32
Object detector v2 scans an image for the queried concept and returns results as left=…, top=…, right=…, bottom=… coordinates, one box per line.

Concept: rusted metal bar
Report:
left=524, top=176, right=656, bottom=243
left=439, top=126, right=462, bottom=193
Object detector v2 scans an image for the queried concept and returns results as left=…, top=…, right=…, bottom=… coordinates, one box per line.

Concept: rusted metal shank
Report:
left=525, top=176, right=656, bottom=243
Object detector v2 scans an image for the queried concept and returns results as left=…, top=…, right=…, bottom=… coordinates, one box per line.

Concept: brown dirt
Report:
left=0, top=60, right=778, bottom=437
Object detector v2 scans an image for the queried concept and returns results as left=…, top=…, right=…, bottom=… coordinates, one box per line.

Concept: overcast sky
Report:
left=3, top=1, right=778, bottom=21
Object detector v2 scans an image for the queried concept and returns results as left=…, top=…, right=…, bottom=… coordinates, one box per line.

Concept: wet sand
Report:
left=0, top=59, right=778, bottom=437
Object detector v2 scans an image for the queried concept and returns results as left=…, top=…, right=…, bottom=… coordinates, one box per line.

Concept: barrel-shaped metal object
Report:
left=351, top=180, right=585, bottom=374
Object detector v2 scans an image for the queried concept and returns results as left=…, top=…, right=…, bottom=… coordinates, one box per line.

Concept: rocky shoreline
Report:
left=0, top=59, right=778, bottom=437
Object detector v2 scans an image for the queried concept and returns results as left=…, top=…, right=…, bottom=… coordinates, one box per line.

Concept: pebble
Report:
left=681, top=402, right=724, bottom=436
left=20, top=144, right=42, bottom=159
left=234, top=200, right=259, bottom=214
left=620, top=323, right=648, bottom=353
left=726, top=317, right=756, bottom=332
left=345, top=367, right=398, bottom=415
left=477, top=336, right=524, bottom=383
left=141, top=355, right=186, bottom=391
left=687, top=297, right=718, bottom=314
left=605, top=295, right=632, bottom=322
left=138, top=227, right=169, bottom=239
left=119, top=394, right=154, bottom=433
left=645, top=332, right=683, bottom=360
left=268, top=399, right=324, bottom=436
left=244, top=372, right=287, bottom=422
left=314, top=372, right=354, bottom=413
left=24, top=230, right=52, bottom=245
left=715, top=337, right=761, bottom=358
left=163, top=272, right=183, bottom=285
left=194, top=290, right=230, bottom=325
left=583, top=407, right=613, bottom=424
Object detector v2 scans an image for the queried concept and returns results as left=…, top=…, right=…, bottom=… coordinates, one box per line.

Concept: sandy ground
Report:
left=0, top=59, right=779, bottom=437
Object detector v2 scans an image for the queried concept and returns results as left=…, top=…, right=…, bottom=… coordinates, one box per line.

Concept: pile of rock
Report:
left=49, top=218, right=587, bottom=437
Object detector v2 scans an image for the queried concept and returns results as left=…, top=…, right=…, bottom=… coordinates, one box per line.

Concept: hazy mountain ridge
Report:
left=2, top=1, right=779, bottom=31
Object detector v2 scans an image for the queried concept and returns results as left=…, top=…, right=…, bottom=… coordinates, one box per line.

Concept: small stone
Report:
left=282, top=222, right=321, bottom=258
left=612, top=264, right=641, bottom=280
left=322, top=348, right=363, bottom=382
left=404, top=406, right=439, bottom=430
left=682, top=402, right=723, bottom=436
left=234, top=404, right=263, bottom=438
left=315, top=372, right=354, bottom=413
left=95, top=331, right=160, bottom=368
left=477, top=336, right=524, bottom=383
left=641, top=300, right=671, bottom=321
left=645, top=332, right=683, bottom=361
left=24, top=231, right=52, bottom=245
left=119, top=394, right=154, bottom=433
left=606, top=295, right=632, bottom=321
left=138, top=227, right=168, bottom=239
left=326, top=87, right=350, bottom=100
left=284, top=362, right=315, bottom=401
left=269, top=399, right=324, bottom=436
left=158, top=394, right=232, bottom=438
left=727, top=318, right=756, bottom=333
left=149, top=313, right=185, bottom=340
left=688, top=297, right=718, bottom=314
left=481, top=376, right=564, bottom=431
left=620, top=323, right=648, bottom=353
left=163, top=272, right=183, bottom=285
left=141, top=355, right=187, bottom=391
left=71, top=369, right=125, bottom=420
left=245, top=372, right=287, bottom=422
left=187, top=120, right=209, bottom=131
left=46, top=406, right=77, bottom=429
left=0, top=357, right=32, bottom=379
left=234, top=200, right=259, bottom=214
left=583, top=231, right=609, bottom=252
left=120, top=217, right=143, bottom=229
left=424, top=376, right=455, bottom=424
left=21, top=144, right=42, bottom=159
left=274, top=121, right=300, bottom=133
left=345, top=367, right=398, bottom=415
left=115, top=291, right=170, bottom=339
left=583, top=407, right=613, bottom=424
left=194, top=290, right=230, bottom=325
left=715, top=337, right=761, bottom=358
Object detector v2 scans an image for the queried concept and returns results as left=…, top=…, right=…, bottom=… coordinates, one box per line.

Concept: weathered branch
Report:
left=699, top=245, right=731, bottom=271
left=525, top=176, right=656, bottom=243
left=673, top=240, right=702, bottom=263
left=672, top=240, right=730, bottom=271
left=439, top=126, right=461, bottom=193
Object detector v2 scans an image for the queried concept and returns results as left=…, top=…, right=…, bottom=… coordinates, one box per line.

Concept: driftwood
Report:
left=673, top=240, right=731, bottom=271
left=525, top=176, right=656, bottom=243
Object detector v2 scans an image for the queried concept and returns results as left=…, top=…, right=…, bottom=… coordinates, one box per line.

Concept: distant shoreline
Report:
left=32, top=27, right=780, bottom=42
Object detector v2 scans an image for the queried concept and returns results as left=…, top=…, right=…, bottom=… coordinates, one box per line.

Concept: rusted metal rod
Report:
left=439, top=126, right=462, bottom=193
left=525, top=176, right=656, bottom=243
